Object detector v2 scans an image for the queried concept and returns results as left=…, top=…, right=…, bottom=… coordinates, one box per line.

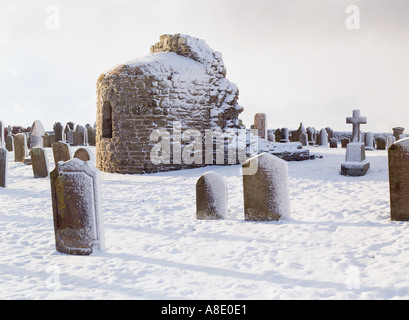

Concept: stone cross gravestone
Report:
left=242, top=152, right=290, bottom=221
left=388, top=138, right=409, bottom=221
left=13, top=133, right=28, bottom=163
left=31, top=147, right=49, bottom=178
left=0, top=148, right=7, bottom=187
left=52, top=141, right=71, bottom=164
left=196, top=172, right=227, bottom=220
left=341, top=110, right=370, bottom=176
left=254, top=113, right=267, bottom=139
left=50, top=158, right=104, bottom=255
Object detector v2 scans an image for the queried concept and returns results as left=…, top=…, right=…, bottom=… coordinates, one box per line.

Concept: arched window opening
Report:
left=102, top=101, right=113, bottom=138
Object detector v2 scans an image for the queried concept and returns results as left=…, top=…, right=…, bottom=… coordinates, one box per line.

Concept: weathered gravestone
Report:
left=386, top=135, right=396, bottom=149
left=53, top=122, right=64, bottom=142
left=29, top=120, right=46, bottom=149
left=0, top=120, right=5, bottom=148
left=280, top=128, right=289, bottom=143
left=50, top=158, right=104, bottom=255
left=299, top=132, right=308, bottom=146
left=74, top=125, right=88, bottom=146
left=196, top=172, right=227, bottom=220
left=13, top=133, right=28, bottom=163
left=52, top=141, right=71, bottom=164
left=388, top=138, right=409, bottom=221
left=307, top=127, right=317, bottom=146
left=376, top=136, right=386, bottom=150
left=341, top=109, right=370, bottom=176
left=318, top=128, right=328, bottom=146
left=330, top=138, right=338, bottom=148
left=86, top=124, right=96, bottom=146
left=392, top=127, right=405, bottom=141
left=267, top=130, right=275, bottom=142
left=242, top=152, right=290, bottom=221
left=74, top=147, right=93, bottom=163
left=364, top=132, right=375, bottom=151
left=64, top=124, right=75, bottom=145
left=0, top=148, right=7, bottom=187
left=341, top=137, right=350, bottom=148
left=31, top=147, right=49, bottom=178
left=5, top=135, right=13, bottom=152
left=254, top=113, right=267, bottom=139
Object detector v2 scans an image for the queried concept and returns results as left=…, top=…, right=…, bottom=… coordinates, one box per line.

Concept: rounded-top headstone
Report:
left=74, top=147, right=94, bottom=163
left=242, top=152, right=290, bottom=221
left=31, top=147, right=49, bottom=178
left=29, top=120, right=45, bottom=149
left=196, top=172, right=227, bottom=220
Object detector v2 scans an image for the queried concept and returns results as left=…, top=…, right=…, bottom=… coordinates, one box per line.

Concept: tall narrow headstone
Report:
left=280, top=128, right=289, bottom=143
left=376, top=136, right=386, bottom=150
left=196, top=172, right=227, bottom=220
left=52, top=141, right=71, bottom=164
left=50, top=158, right=104, bottom=255
left=13, top=133, right=28, bottom=162
left=242, top=153, right=290, bottom=221
left=31, top=147, right=49, bottom=178
left=307, top=127, right=317, bottom=145
left=5, top=135, right=13, bottom=152
left=0, top=120, right=5, bottom=148
left=254, top=113, right=267, bottom=139
left=364, top=132, right=375, bottom=151
left=388, top=138, right=409, bottom=221
left=53, top=122, right=64, bottom=142
left=0, top=148, right=7, bottom=187
left=29, top=120, right=46, bottom=149
left=318, top=128, right=328, bottom=146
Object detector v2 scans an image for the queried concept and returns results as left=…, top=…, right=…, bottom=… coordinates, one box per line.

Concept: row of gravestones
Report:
left=2, top=138, right=409, bottom=256
left=1, top=120, right=96, bottom=163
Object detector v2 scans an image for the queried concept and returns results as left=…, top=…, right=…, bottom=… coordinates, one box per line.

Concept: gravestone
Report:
left=341, top=137, right=350, bottom=148
left=318, top=128, right=328, bottom=146
left=274, top=129, right=281, bottom=142
left=86, top=125, right=96, bottom=146
left=53, top=122, right=64, bottom=142
left=299, top=133, right=308, bottom=146
left=5, top=135, right=13, bottom=152
left=254, top=113, right=267, bottom=139
left=307, top=127, right=317, bottom=145
left=325, top=127, right=334, bottom=142
left=0, top=148, right=7, bottom=187
left=388, top=138, right=409, bottom=221
left=280, top=128, right=289, bottom=143
left=52, top=141, right=71, bottom=164
left=293, top=122, right=306, bottom=142
left=392, top=127, right=405, bottom=141
left=13, top=133, right=28, bottom=162
left=267, top=130, right=275, bottom=142
left=64, top=124, right=74, bottom=145
left=29, top=120, right=45, bottom=149
left=196, top=172, right=227, bottom=220
left=74, top=147, right=92, bottom=163
left=50, top=158, right=105, bottom=255
left=341, top=110, right=370, bottom=176
left=364, top=132, right=375, bottom=151
left=376, top=136, right=386, bottom=150
left=386, top=135, right=396, bottom=149
left=0, top=120, right=4, bottom=148
left=31, top=147, right=49, bottom=178
left=330, top=138, right=338, bottom=148
left=242, top=152, right=290, bottom=221
left=74, top=125, right=88, bottom=146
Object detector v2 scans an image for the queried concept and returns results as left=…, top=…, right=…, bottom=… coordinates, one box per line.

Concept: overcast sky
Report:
left=1, top=0, right=408, bottom=133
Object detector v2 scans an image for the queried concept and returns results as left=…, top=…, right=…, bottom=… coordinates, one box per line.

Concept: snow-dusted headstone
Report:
left=31, top=147, right=49, bottom=178
left=52, top=141, right=71, bottom=164
left=341, top=137, right=350, bottom=148
left=364, top=132, right=375, bottom=151
left=307, top=127, right=317, bottom=145
left=330, top=138, right=338, bottom=148
left=341, top=110, right=370, bottom=176
left=388, top=138, right=409, bottom=221
left=50, top=158, right=104, bottom=255
left=299, top=132, right=308, bottom=146
left=0, top=147, right=7, bottom=187
left=196, top=172, right=227, bottom=220
left=29, top=120, right=45, bottom=149
left=13, top=133, right=28, bottom=163
left=392, top=127, right=405, bottom=142
left=254, top=113, right=267, bottom=139
left=74, top=125, right=88, bottom=146
left=267, top=130, right=275, bottom=142
left=318, top=128, right=328, bottom=146
left=386, top=135, right=396, bottom=149
left=242, top=152, right=290, bottom=221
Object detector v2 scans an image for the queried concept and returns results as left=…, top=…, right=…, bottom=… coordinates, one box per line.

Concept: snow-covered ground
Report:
left=1, top=144, right=407, bottom=300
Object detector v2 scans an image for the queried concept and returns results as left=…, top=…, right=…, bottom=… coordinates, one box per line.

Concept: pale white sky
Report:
left=1, top=0, right=408, bottom=133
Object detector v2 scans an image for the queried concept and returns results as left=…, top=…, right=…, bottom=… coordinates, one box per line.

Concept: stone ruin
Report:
left=96, top=34, right=244, bottom=174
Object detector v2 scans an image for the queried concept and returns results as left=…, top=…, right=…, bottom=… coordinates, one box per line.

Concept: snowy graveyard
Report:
left=1, top=142, right=409, bottom=299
